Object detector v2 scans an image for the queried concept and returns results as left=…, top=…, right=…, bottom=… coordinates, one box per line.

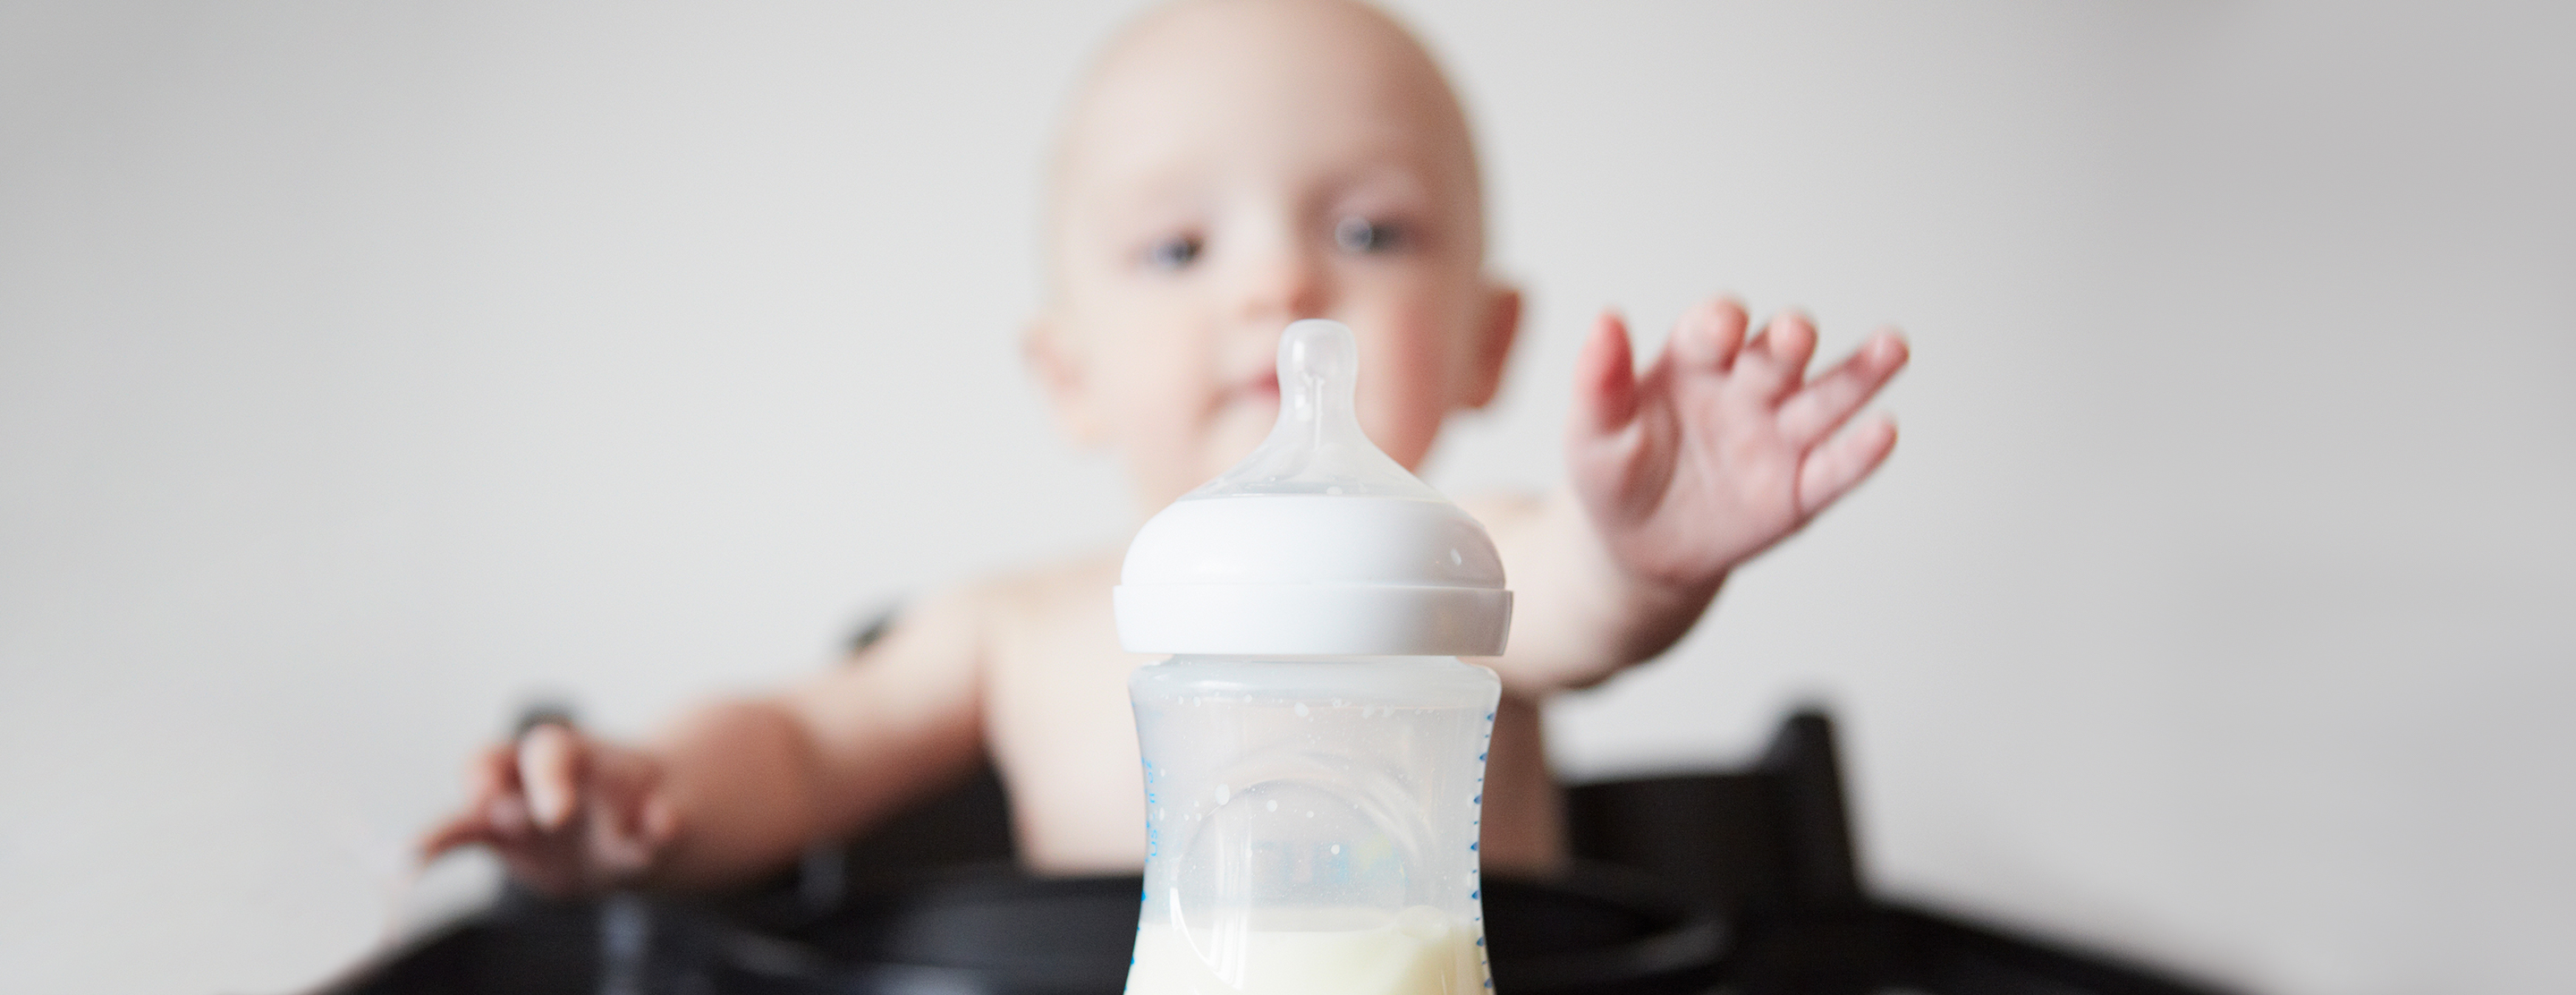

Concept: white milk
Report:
left=1124, top=906, right=1487, bottom=995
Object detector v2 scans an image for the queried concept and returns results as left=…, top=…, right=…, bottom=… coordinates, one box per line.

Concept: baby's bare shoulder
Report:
left=1457, top=491, right=1542, bottom=517
left=1457, top=491, right=1546, bottom=534
left=837, top=552, right=1121, bottom=679
left=943, top=549, right=1123, bottom=651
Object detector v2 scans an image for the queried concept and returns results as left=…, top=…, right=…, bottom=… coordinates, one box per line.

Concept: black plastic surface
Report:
left=326, top=709, right=2241, bottom=995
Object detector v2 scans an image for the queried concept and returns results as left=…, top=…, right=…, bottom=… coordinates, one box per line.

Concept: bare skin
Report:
left=424, top=0, right=1907, bottom=892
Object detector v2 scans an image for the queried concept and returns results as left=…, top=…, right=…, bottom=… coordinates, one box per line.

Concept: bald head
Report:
left=1047, top=0, right=1486, bottom=279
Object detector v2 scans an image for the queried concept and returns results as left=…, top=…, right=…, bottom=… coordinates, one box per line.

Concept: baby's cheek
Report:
left=1356, top=376, right=1447, bottom=470
left=1206, top=411, right=1271, bottom=477
left=1352, top=320, right=1458, bottom=468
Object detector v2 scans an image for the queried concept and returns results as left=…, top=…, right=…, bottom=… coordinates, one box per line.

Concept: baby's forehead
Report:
left=1055, top=0, right=1478, bottom=200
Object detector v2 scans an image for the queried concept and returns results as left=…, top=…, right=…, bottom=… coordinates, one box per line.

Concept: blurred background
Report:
left=3, top=1, right=2570, bottom=992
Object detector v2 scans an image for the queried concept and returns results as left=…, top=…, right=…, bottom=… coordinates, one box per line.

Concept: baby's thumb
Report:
left=1571, top=311, right=1638, bottom=438
left=518, top=724, right=585, bottom=830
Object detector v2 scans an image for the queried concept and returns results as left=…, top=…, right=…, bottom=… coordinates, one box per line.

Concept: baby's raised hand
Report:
left=1568, top=298, right=1907, bottom=596
left=419, top=722, right=676, bottom=897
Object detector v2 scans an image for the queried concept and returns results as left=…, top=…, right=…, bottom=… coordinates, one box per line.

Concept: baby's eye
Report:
left=1333, top=216, right=1404, bottom=254
left=1144, top=234, right=1203, bottom=270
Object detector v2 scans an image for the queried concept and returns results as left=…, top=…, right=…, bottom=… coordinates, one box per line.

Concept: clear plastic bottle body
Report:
left=1125, top=655, right=1502, bottom=995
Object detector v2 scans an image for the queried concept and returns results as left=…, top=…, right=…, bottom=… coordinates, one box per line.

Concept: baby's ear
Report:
left=1457, top=282, right=1521, bottom=411
left=1023, top=313, right=1107, bottom=447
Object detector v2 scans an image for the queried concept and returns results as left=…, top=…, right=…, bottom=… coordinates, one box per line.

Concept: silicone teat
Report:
left=1187, top=319, right=1445, bottom=501
left=1118, top=318, right=1513, bottom=654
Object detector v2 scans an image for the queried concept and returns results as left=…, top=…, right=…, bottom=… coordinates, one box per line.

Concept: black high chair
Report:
left=325, top=708, right=2238, bottom=995
left=1561, top=710, right=2237, bottom=995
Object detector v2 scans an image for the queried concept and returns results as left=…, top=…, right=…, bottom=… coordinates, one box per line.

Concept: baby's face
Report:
left=1030, top=0, right=1516, bottom=514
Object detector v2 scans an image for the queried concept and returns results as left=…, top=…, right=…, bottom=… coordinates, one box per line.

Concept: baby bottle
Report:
left=1115, top=319, right=1511, bottom=995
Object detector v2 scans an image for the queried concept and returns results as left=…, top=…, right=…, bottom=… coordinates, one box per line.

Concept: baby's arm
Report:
left=421, top=590, right=987, bottom=894
left=1471, top=298, right=1907, bottom=693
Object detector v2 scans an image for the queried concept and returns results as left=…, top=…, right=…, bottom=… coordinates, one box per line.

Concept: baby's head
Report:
left=1026, top=0, right=1521, bottom=513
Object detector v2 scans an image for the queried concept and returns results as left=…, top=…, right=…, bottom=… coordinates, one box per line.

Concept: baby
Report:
left=423, top=0, right=1907, bottom=895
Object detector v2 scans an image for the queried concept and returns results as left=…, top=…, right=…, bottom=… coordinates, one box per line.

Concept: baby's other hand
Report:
left=419, top=721, right=676, bottom=897
left=1569, top=298, right=1908, bottom=595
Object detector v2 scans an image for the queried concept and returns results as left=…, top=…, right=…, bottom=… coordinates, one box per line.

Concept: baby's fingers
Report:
left=518, top=724, right=587, bottom=830
left=589, top=794, right=675, bottom=878
left=1777, top=332, right=1909, bottom=450
left=1795, top=415, right=1898, bottom=518
left=419, top=810, right=498, bottom=862
left=1668, top=298, right=1748, bottom=371
left=1761, top=312, right=1817, bottom=373
left=1572, top=311, right=1640, bottom=437
left=1734, top=311, right=1818, bottom=403
left=420, top=744, right=528, bottom=859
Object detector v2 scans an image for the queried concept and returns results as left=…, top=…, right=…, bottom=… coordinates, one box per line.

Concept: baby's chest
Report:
left=986, top=639, right=1141, bottom=742
left=981, top=621, right=1157, bottom=778
left=979, top=632, right=1163, bottom=865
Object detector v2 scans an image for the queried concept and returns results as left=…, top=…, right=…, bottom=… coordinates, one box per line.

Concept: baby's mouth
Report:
left=1241, top=370, right=1280, bottom=404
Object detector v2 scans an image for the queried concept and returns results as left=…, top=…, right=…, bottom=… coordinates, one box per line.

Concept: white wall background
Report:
left=3, top=2, right=2569, bottom=993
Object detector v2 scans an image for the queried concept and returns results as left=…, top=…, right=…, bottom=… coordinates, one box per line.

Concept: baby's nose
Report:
left=1231, top=242, right=1329, bottom=326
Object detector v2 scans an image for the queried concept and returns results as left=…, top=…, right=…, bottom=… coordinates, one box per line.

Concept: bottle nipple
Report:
left=1191, top=319, right=1444, bottom=501
left=1116, top=318, right=1510, bottom=656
